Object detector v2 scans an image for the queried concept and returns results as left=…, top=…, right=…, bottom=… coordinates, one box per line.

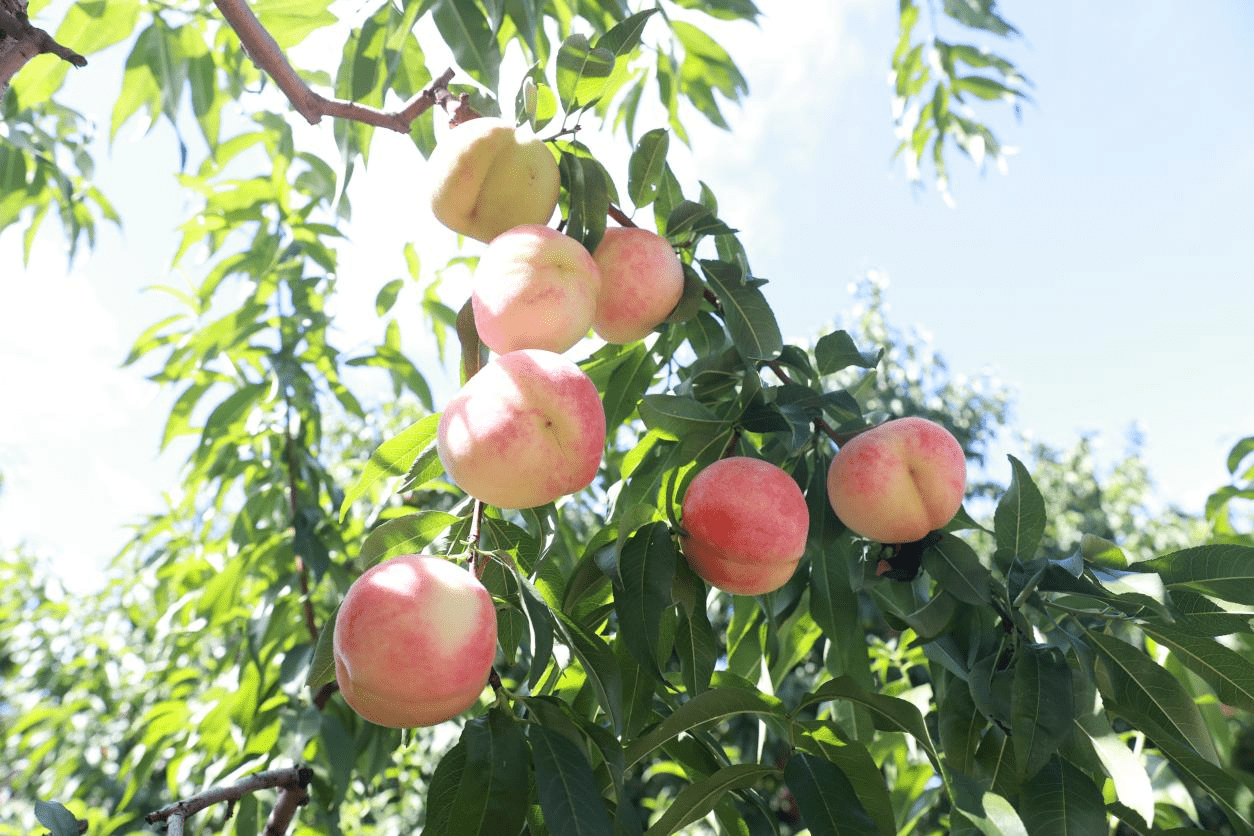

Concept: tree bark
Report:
left=0, top=0, right=87, bottom=96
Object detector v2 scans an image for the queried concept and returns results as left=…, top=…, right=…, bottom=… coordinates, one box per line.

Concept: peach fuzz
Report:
left=426, top=117, right=560, bottom=243
left=681, top=457, right=809, bottom=596
left=436, top=349, right=606, bottom=509
left=591, top=226, right=684, bottom=344
left=472, top=225, right=601, bottom=355
left=333, top=554, right=497, bottom=728
left=826, top=416, right=967, bottom=544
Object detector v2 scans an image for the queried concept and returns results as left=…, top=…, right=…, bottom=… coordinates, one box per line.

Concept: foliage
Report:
left=3, top=2, right=1253, bottom=836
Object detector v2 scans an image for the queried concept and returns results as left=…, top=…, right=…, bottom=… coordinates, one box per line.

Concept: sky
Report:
left=1, top=0, right=1251, bottom=591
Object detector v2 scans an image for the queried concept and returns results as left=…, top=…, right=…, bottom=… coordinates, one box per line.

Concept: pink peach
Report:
left=826, top=417, right=967, bottom=543
left=681, top=457, right=809, bottom=595
left=437, top=349, right=606, bottom=509
left=333, top=554, right=497, bottom=728
left=591, top=227, right=684, bottom=344
left=472, top=225, right=600, bottom=355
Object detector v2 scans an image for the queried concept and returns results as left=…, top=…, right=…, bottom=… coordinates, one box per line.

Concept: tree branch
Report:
left=145, top=767, right=313, bottom=831
left=0, top=5, right=86, bottom=92
left=212, top=0, right=452, bottom=132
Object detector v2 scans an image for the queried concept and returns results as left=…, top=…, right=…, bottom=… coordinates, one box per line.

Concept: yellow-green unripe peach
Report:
left=333, top=554, right=497, bottom=728
left=471, top=225, right=601, bottom=355
left=427, top=117, right=560, bottom=243
left=681, top=457, right=810, bottom=595
left=591, top=227, right=684, bottom=344
left=436, top=349, right=606, bottom=509
left=826, top=417, right=967, bottom=543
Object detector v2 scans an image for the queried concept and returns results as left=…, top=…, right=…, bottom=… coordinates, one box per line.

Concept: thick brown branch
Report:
left=212, top=0, right=451, bottom=132
left=146, top=767, right=313, bottom=829
left=0, top=6, right=86, bottom=90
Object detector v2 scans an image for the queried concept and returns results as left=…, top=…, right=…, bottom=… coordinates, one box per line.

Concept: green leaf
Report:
left=597, top=8, right=659, bottom=57
left=671, top=0, right=760, bottom=21
left=1139, top=622, right=1254, bottom=712
left=375, top=278, right=404, bottom=315
left=1010, top=644, right=1073, bottom=779
left=792, top=724, right=896, bottom=836
left=675, top=605, right=717, bottom=694
left=556, top=34, right=616, bottom=111
left=939, top=678, right=984, bottom=777
left=339, top=414, right=441, bottom=521
left=614, top=522, right=676, bottom=676
left=796, top=677, right=941, bottom=772
left=432, top=0, right=501, bottom=92
left=553, top=612, right=623, bottom=732
left=1151, top=734, right=1254, bottom=834
left=448, top=709, right=531, bottom=836
left=256, top=0, right=337, bottom=48
left=1133, top=545, right=1254, bottom=605
left=305, top=603, right=340, bottom=689
left=922, top=533, right=990, bottom=605
left=1075, top=711, right=1154, bottom=827
left=34, top=800, right=80, bottom=836
left=814, top=330, right=880, bottom=374
left=645, top=763, right=778, bottom=836
left=422, top=741, right=468, bottom=835
left=994, top=455, right=1046, bottom=562
left=637, top=394, right=726, bottom=442
left=667, top=202, right=735, bottom=239
left=357, top=512, right=461, bottom=571
left=702, top=262, right=782, bottom=361
left=627, top=128, right=670, bottom=208
left=530, top=724, right=615, bottom=836
left=1086, top=629, right=1219, bottom=764
left=509, top=566, right=556, bottom=689
left=625, top=686, right=785, bottom=767
left=559, top=150, right=611, bottom=252
left=1017, top=757, right=1104, bottom=836
left=783, top=753, right=879, bottom=836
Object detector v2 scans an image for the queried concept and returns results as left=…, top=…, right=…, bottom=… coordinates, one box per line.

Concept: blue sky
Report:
left=1, top=0, right=1251, bottom=589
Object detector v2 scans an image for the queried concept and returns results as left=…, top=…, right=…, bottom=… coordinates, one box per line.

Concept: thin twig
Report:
left=762, top=358, right=848, bottom=445
left=0, top=5, right=86, bottom=90
left=146, top=767, right=313, bottom=828
left=212, top=0, right=450, bottom=132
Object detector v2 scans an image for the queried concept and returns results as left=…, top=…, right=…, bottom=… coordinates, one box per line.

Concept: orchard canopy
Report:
left=3, top=2, right=1254, bottom=835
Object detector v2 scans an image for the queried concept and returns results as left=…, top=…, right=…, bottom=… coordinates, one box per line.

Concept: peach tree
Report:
left=4, top=1, right=1254, bottom=835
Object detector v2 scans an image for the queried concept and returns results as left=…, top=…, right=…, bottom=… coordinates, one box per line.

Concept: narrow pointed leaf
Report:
left=922, top=533, right=990, bottom=605
left=784, top=753, right=879, bottom=836
left=339, top=414, right=441, bottom=521
left=1018, top=757, right=1105, bottom=836
left=994, top=455, right=1045, bottom=561
left=1011, top=644, right=1073, bottom=779
left=1134, top=545, right=1254, bottom=605
left=531, top=724, right=615, bottom=836
left=448, top=709, right=531, bottom=836
left=644, top=763, right=778, bottom=836
left=1140, top=622, right=1254, bottom=712
left=625, top=687, right=784, bottom=767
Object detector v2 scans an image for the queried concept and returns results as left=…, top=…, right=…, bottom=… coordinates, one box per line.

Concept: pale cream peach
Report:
left=681, top=457, right=809, bottom=595
left=826, top=417, right=966, bottom=543
left=437, top=349, right=606, bottom=509
left=472, top=225, right=600, bottom=355
left=591, top=227, right=684, bottom=344
left=427, top=117, right=560, bottom=243
left=333, top=554, right=497, bottom=728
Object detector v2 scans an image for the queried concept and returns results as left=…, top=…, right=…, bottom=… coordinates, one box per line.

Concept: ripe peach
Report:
left=437, top=349, right=606, bottom=509
left=591, top=227, right=684, bottom=344
left=826, top=417, right=966, bottom=543
left=427, top=117, right=560, bottom=243
left=471, top=225, right=601, bottom=355
left=681, top=457, right=809, bottom=595
left=333, top=554, right=497, bottom=728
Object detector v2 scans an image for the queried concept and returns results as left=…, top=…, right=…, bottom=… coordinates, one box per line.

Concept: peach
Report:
left=333, top=554, right=497, bottom=728
left=427, top=117, right=560, bottom=243
left=471, top=225, right=601, bottom=355
left=826, top=417, right=966, bottom=543
left=591, top=226, right=684, bottom=344
left=681, top=457, right=809, bottom=595
left=436, top=349, right=606, bottom=509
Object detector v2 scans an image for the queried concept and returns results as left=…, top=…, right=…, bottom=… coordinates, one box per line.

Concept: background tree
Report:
left=4, top=2, right=1254, bottom=836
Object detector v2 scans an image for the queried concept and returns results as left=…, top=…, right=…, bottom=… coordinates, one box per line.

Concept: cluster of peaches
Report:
left=331, top=118, right=969, bottom=728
